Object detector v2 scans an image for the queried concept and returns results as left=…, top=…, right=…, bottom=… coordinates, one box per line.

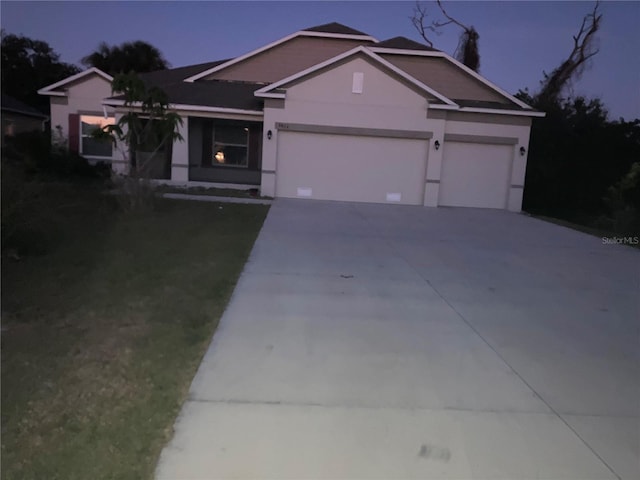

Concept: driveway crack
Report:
left=388, top=241, right=622, bottom=480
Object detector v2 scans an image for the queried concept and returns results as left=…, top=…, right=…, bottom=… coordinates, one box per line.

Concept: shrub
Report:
left=603, top=162, right=640, bottom=235
left=3, top=130, right=109, bottom=179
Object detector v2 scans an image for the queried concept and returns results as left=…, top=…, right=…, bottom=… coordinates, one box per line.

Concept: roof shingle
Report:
left=1, top=93, right=48, bottom=117
left=109, top=80, right=263, bottom=111
left=303, top=22, right=370, bottom=36
left=375, top=36, right=438, bottom=52
left=138, top=59, right=231, bottom=87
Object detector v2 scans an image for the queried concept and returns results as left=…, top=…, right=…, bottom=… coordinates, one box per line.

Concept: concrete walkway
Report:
left=156, top=199, right=639, bottom=480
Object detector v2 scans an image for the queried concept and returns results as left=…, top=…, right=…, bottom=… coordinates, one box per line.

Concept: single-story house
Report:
left=39, top=22, right=544, bottom=210
left=1, top=93, right=49, bottom=145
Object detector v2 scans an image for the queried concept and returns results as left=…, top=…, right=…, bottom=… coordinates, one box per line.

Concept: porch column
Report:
left=507, top=129, right=531, bottom=212
left=171, top=116, right=189, bottom=182
left=423, top=118, right=446, bottom=207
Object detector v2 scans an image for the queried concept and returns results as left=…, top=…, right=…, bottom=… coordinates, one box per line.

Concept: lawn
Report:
left=1, top=182, right=269, bottom=480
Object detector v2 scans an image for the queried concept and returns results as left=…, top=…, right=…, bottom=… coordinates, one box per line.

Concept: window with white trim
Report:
left=80, top=115, right=114, bottom=157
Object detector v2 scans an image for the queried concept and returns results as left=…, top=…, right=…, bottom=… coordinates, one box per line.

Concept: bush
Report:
left=603, top=162, right=640, bottom=235
left=1, top=130, right=111, bottom=253
left=1, top=158, right=50, bottom=253
left=3, top=130, right=110, bottom=179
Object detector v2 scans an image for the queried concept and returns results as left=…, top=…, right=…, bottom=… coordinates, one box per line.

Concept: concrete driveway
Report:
left=156, top=199, right=639, bottom=480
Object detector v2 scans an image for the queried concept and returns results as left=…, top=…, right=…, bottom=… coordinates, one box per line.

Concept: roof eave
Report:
left=102, top=98, right=264, bottom=116
left=255, top=92, right=286, bottom=99
left=430, top=104, right=546, bottom=117
left=38, top=67, right=113, bottom=96
left=1, top=106, right=49, bottom=118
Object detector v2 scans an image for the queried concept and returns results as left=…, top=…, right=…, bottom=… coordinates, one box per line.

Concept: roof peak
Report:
left=303, top=22, right=370, bottom=36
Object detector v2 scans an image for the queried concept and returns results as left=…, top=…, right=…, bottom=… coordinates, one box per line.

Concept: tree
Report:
left=536, top=2, right=602, bottom=107
left=96, top=73, right=182, bottom=210
left=1, top=31, right=80, bottom=111
left=516, top=92, right=637, bottom=216
left=411, top=1, right=480, bottom=71
left=81, top=41, right=169, bottom=75
left=518, top=2, right=623, bottom=226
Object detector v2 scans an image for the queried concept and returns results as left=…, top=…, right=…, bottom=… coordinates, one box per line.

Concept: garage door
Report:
left=276, top=132, right=428, bottom=205
left=439, top=142, right=512, bottom=209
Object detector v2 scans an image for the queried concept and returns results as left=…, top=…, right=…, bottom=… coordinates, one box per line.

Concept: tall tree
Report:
left=411, top=1, right=480, bottom=72
left=536, top=2, right=602, bottom=107
left=519, top=3, right=640, bottom=233
left=81, top=40, right=170, bottom=75
left=1, top=31, right=80, bottom=111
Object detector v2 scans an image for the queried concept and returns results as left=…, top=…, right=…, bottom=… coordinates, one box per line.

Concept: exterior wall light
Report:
left=267, top=130, right=273, bottom=140
left=434, top=140, right=440, bottom=150
left=520, top=146, right=526, bottom=156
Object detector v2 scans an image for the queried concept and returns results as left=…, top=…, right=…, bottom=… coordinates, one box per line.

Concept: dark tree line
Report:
left=517, top=91, right=639, bottom=233
left=517, top=3, right=639, bottom=233
left=1, top=31, right=80, bottom=112
left=1, top=32, right=169, bottom=112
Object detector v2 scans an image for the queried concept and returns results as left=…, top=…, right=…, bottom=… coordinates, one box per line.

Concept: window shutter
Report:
left=68, top=114, right=80, bottom=153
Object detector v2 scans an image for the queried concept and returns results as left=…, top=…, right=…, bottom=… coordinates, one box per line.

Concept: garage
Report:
left=439, top=141, right=513, bottom=209
left=275, top=130, right=429, bottom=205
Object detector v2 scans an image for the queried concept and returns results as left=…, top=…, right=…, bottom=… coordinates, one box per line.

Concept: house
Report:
left=1, top=93, right=49, bottom=145
left=39, top=22, right=544, bottom=210
left=37, top=67, right=115, bottom=163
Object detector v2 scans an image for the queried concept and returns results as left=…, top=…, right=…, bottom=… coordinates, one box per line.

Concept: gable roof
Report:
left=184, top=25, right=377, bottom=83
left=303, top=22, right=369, bottom=36
left=375, top=36, right=438, bottom=52
left=254, top=46, right=457, bottom=106
left=139, top=59, right=231, bottom=87
left=368, top=46, right=533, bottom=111
left=1, top=94, right=48, bottom=118
left=255, top=45, right=544, bottom=116
left=37, top=67, right=113, bottom=97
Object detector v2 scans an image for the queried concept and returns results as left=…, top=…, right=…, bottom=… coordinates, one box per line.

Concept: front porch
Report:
left=171, top=116, right=263, bottom=186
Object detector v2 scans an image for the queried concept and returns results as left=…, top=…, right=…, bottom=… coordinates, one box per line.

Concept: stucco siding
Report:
left=272, top=57, right=433, bottom=132
left=381, top=54, right=509, bottom=103
left=49, top=74, right=114, bottom=144
left=261, top=56, right=441, bottom=201
left=203, top=37, right=370, bottom=83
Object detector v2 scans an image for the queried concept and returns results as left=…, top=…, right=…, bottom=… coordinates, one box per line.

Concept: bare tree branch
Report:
left=537, top=1, right=602, bottom=105
left=410, top=1, right=481, bottom=71
left=433, top=0, right=469, bottom=30
left=410, top=1, right=434, bottom=47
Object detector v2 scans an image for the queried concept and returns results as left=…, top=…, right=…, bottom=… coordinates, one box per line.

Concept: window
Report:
left=80, top=115, right=114, bottom=157
left=212, top=125, right=248, bottom=167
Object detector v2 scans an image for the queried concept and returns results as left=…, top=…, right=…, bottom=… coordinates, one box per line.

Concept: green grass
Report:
left=1, top=183, right=269, bottom=480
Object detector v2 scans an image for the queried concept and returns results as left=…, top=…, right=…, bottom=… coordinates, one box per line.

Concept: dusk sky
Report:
left=2, top=1, right=638, bottom=120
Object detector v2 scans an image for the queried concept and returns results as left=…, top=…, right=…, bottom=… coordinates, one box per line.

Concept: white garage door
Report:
left=276, top=132, right=428, bottom=205
left=439, top=142, right=512, bottom=209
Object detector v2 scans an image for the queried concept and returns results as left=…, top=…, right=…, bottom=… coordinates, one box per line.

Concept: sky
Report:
left=2, top=1, right=639, bottom=120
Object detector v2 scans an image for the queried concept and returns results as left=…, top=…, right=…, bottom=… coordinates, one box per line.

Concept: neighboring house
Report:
left=1, top=93, right=48, bottom=145
left=38, top=67, right=115, bottom=164
left=39, top=22, right=544, bottom=210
